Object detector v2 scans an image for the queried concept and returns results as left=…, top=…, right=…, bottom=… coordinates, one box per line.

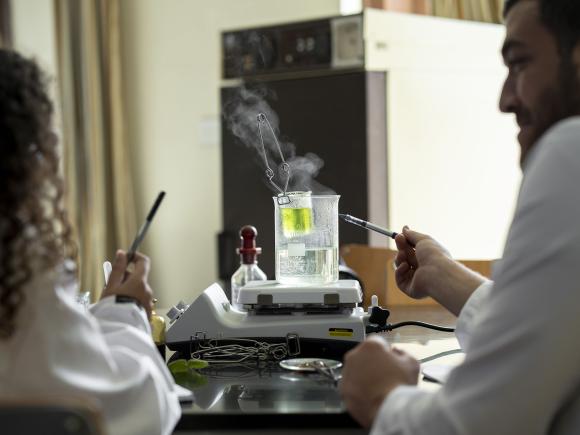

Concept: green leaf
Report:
left=187, top=359, right=209, bottom=369
left=168, top=359, right=188, bottom=374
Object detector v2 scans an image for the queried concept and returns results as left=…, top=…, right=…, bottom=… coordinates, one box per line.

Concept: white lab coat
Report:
left=371, top=116, right=580, bottom=435
left=0, top=265, right=181, bottom=435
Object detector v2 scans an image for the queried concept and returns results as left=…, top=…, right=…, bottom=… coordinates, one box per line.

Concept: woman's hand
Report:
left=100, top=250, right=154, bottom=319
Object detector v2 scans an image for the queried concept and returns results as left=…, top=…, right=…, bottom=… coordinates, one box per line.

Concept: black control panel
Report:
left=222, top=18, right=333, bottom=78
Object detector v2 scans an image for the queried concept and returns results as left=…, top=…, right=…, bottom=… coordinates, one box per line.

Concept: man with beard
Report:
left=340, top=1, right=580, bottom=434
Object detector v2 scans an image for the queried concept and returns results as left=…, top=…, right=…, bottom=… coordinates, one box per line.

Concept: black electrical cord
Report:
left=365, top=306, right=455, bottom=334
left=366, top=321, right=455, bottom=334
left=388, top=321, right=455, bottom=332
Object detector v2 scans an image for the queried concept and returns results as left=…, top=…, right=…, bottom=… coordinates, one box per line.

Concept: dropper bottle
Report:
left=231, top=225, right=267, bottom=310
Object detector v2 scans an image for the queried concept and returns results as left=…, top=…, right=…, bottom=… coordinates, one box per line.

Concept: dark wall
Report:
left=220, top=71, right=377, bottom=280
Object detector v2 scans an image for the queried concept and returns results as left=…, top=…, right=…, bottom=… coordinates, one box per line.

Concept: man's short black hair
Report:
left=503, top=0, right=580, bottom=55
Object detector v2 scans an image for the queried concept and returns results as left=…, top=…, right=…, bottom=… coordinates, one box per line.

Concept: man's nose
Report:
left=499, top=75, right=518, bottom=113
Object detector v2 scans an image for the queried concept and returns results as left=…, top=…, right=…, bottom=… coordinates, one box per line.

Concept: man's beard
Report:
left=559, top=54, right=580, bottom=118
left=519, top=58, right=580, bottom=166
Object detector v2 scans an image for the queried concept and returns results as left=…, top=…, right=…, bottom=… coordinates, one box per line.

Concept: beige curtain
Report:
left=0, top=0, right=12, bottom=47
left=364, top=0, right=505, bottom=23
left=54, top=0, right=137, bottom=299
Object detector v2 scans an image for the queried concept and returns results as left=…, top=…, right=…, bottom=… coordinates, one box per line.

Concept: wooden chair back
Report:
left=0, top=396, right=105, bottom=435
left=340, top=244, right=493, bottom=308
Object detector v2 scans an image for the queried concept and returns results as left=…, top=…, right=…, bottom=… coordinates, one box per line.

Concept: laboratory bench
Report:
left=172, top=306, right=459, bottom=434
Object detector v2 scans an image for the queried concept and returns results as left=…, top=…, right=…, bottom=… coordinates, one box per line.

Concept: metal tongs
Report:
left=257, top=113, right=291, bottom=205
left=306, top=360, right=342, bottom=386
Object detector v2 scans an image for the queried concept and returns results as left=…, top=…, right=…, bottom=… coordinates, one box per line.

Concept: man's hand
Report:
left=394, top=227, right=487, bottom=316
left=339, top=336, right=420, bottom=428
left=100, top=250, right=154, bottom=319
left=394, top=227, right=453, bottom=300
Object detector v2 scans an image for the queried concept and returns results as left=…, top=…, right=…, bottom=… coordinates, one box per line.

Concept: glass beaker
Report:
left=274, top=192, right=340, bottom=285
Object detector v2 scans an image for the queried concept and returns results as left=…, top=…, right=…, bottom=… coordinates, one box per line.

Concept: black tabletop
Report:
left=175, top=360, right=360, bottom=431
left=174, top=306, right=457, bottom=432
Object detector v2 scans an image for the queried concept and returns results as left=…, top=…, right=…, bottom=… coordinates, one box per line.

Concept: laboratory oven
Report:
left=219, top=11, right=519, bottom=282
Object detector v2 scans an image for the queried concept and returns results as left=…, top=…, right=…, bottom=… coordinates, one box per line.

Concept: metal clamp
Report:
left=257, top=113, right=291, bottom=204
left=189, top=332, right=207, bottom=358
left=286, top=332, right=301, bottom=356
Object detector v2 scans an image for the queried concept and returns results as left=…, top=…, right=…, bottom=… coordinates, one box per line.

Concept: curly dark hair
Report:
left=0, top=49, right=76, bottom=339
left=504, top=0, right=580, bottom=55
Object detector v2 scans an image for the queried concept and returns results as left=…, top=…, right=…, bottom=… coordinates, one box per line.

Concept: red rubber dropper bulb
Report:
left=237, top=225, right=262, bottom=265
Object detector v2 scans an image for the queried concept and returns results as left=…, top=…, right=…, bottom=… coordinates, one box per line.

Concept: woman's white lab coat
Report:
left=0, top=265, right=181, bottom=435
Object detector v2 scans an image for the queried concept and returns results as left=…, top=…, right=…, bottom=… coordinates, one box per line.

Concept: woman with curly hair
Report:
left=0, top=49, right=180, bottom=434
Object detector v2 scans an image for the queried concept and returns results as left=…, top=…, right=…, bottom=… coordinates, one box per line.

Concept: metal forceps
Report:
left=257, top=113, right=291, bottom=204
left=307, top=360, right=342, bottom=386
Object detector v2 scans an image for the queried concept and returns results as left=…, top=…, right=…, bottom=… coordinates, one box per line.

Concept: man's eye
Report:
left=508, top=57, right=529, bottom=73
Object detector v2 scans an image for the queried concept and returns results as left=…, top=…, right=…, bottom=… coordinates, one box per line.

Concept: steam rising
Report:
left=223, top=87, right=334, bottom=194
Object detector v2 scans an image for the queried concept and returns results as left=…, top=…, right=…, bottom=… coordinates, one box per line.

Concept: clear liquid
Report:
left=276, top=247, right=338, bottom=285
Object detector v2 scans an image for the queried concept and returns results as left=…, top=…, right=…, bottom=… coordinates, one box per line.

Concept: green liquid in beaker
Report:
left=281, top=207, right=313, bottom=236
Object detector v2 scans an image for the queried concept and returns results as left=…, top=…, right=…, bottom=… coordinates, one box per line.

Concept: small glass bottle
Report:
left=231, top=225, right=267, bottom=310
left=150, top=299, right=166, bottom=360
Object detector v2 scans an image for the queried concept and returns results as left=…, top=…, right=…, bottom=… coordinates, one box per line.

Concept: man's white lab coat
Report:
left=371, top=117, right=580, bottom=434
